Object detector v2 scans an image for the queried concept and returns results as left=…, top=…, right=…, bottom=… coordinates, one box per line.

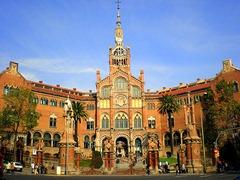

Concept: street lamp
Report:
left=63, top=99, right=73, bottom=175
left=200, top=108, right=206, bottom=173
left=64, top=109, right=72, bottom=175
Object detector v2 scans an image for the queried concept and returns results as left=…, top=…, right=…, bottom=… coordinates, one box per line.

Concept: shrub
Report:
left=91, top=151, right=103, bottom=169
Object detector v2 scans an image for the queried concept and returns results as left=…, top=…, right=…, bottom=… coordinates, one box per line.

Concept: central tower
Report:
left=95, top=1, right=145, bottom=171
left=109, top=2, right=131, bottom=75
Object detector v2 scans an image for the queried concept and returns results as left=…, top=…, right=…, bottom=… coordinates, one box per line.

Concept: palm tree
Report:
left=158, top=95, right=180, bottom=155
left=72, top=101, right=88, bottom=147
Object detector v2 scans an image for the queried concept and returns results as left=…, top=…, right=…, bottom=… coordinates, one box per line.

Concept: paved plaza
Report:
left=2, top=172, right=240, bottom=180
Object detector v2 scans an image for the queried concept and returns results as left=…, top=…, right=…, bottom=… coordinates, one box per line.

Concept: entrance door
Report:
left=135, top=138, right=142, bottom=158
left=116, top=137, right=128, bottom=158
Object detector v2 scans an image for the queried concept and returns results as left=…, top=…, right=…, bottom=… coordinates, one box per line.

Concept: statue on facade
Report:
left=148, top=134, right=158, bottom=151
left=64, top=97, right=74, bottom=129
left=36, top=139, right=44, bottom=151
left=103, top=137, right=113, bottom=153
left=116, top=141, right=126, bottom=157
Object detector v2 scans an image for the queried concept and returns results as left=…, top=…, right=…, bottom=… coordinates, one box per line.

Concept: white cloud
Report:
left=21, top=71, right=39, bottom=82
left=19, top=58, right=97, bottom=74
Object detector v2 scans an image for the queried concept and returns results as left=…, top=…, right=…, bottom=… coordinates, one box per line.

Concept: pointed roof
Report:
left=115, top=0, right=124, bottom=46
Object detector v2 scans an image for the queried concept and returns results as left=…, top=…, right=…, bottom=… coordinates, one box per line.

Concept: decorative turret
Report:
left=96, top=69, right=101, bottom=82
left=139, top=69, right=144, bottom=82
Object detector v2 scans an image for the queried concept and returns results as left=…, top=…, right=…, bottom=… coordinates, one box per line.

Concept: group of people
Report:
left=158, top=161, right=170, bottom=174
left=31, top=162, right=47, bottom=175
left=5, top=162, right=15, bottom=174
left=146, top=161, right=170, bottom=175
left=175, top=163, right=187, bottom=174
left=146, top=161, right=188, bottom=175
left=217, top=160, right=228, bottom=173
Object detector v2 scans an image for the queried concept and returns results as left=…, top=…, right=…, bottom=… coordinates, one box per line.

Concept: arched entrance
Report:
left=135, top=138, right=142, bottom=158
left=116, top=137, right=128, bottom=158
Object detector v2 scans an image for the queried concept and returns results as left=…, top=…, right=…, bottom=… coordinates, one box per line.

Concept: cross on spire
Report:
left=116, top=0, right=121, bottom=10
left=116, top=0, right=121, bottom=26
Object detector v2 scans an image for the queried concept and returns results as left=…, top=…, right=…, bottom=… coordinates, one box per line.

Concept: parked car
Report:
left=13, top=162, right=23, bottom=172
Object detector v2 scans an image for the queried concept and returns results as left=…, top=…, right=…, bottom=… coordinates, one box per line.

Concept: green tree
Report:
left=202, top=80, right=240, bottom=161
left=91, top=150, right=103, bottom=169
left=158, top=95, right=180, bottom=155
left=0, top=88, right=40, bottom=161
left=201, top=88, right=218, bottom=149
left=72, top=101, right=88, bottom=147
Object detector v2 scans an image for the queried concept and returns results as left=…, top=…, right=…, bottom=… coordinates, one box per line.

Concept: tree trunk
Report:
left=168, top=112, right=174, bottom=156
left=74, top=119, right=78, bottom=147
left=13, top=121, right=20, bottom=161
left=13, top=131, right=17, bottom=161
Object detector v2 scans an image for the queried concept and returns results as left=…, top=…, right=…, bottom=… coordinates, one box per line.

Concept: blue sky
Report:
left=0, top=0, right=240, bottom=92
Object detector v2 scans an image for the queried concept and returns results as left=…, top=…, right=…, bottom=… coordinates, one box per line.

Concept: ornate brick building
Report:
left=0, top=6, right=239, bottom=170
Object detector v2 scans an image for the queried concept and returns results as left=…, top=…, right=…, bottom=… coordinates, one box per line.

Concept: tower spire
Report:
left=115, top=0, right=123, bottom=46
left=116, top=0, right=121, bottom=27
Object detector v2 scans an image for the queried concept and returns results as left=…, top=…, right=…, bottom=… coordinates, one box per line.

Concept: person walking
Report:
left=34, top=164, right=39, bottom=175
left=6, top=162, right=11, bottom=174
left=31, top=162, right=35, bottom=174
left=10, top=162, right=14, bottom=175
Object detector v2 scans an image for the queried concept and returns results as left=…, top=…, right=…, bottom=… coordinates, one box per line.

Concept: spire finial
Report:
left=114, top=0, right=123, bottom=46
left=116, top=0, right=121, bottom=10
left=116, top=0, right=121, bottom=26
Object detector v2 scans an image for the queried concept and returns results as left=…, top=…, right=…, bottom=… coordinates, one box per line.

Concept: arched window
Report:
left=164, top=133, right=171, bottom=147
left=147, top=103, right=155, bottom=110
left=49, top=114, right=57, bottom=128
left=87, top=104, right=95, bottom=110
left=113, top=47, right=126, bottom=57
left=50, top=99, right=57, bottom=106
left=132, top=86, right=141, bottom=98
left=101, top=86, right=110, bottom=98
left=33, top=132, right=42, bottom=145
left=32, top=97, right=39, bottom=104
left=101, top=114, right=109, bottom=129
left=43, top=133, right=51, bottom=147
left=135, top=138, right=142, bottom=157
left=59, top=101, right=65, bottom=108
left=3, top=85, right=11, bottom=95
left=148, top=116, right=156, bottom=129
left=134, top=113, right=142, bottom=129
left=115, top=113, right=128, bottom=129
left=53, top=134, right=60, bottom=147
left=40, top=98, right=48, bottom=105
left=173, top=132, right=181, bottom=146
left=26, top=132, right=31, bottom=146
left=87, top=118, right=94, bottom=130
left=233, top=81, right=239, bottom=92
left=84, top=135, right=90, bottom=149
left=114, top=77, right=127, bottom=91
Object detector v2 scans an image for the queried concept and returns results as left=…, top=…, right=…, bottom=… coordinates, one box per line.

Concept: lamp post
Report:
left=200, top=108, right=206, bottom=173
left=64, top=128, right=68, bottom=175
left=64, top=108, right=71, bottom=175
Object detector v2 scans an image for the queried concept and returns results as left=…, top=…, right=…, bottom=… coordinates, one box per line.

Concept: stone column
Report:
left=154, top=151, right=159, bottom=174
left=184, top=125, right=202, bottom=173
left=36, top=150, right=43, bottom=165
left=59, top=130, right=76, bottom=174
left=179, top=144, right=186, bottom=166
left=75, top=147, right=81, bottom=170
left=148, top=151, right=153, bottom=170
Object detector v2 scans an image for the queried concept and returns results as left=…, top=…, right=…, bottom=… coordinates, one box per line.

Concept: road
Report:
left=2, top=173, right=240, bottom=180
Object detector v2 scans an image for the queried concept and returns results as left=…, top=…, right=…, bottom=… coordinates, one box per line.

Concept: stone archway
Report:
left=135, top=138, right=142, bottom=158
left=116, top=137, right=128, bottom=158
